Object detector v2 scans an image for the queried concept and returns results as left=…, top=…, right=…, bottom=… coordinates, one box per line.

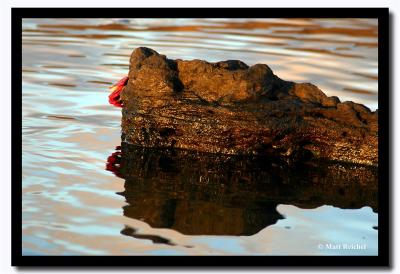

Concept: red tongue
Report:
left=108, top=76, right=128, bottom=107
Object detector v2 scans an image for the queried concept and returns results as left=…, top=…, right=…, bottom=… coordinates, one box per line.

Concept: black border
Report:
left=12, top=7, right=390, bottom=267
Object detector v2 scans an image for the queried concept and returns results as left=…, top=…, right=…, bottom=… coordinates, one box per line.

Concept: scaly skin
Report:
left=117, top=47, right=378, bottom=166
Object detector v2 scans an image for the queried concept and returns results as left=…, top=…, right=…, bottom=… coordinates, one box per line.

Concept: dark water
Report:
left=22, top=18, right=378, bottom=255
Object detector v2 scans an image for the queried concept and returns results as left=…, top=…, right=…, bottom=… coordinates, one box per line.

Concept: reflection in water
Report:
left=106, top=143, right=378, bottom=236
left=105, top=146, right=123, bottom=178
left=121, top=226, right=177, bottom=246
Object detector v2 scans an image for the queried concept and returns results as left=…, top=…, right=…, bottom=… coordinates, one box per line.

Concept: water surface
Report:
left=22, top=18, right=378, bottom=256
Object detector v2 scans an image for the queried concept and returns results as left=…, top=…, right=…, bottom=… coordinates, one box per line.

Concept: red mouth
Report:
left=108, top=76, right=128, bottom=107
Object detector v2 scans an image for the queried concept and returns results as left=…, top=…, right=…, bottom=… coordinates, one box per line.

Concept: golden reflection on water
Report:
left=22, top=18, right=378, bottom=256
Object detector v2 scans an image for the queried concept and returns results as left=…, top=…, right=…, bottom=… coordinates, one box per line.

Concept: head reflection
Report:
left=106, top=143, right=377, bottom=236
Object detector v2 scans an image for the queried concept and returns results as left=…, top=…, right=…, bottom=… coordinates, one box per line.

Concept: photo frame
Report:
left=12, top=7, right=390, bottom=267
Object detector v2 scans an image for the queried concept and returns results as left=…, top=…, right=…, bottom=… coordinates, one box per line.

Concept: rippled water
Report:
left=22, top=18, right=378, bottom=256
